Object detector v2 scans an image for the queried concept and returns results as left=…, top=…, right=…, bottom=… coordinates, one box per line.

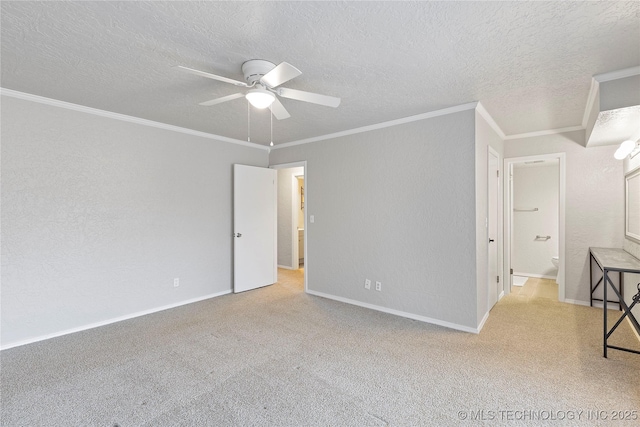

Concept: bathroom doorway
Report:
left=295, top=175, right=304, bottom=268
left=505, top=153, right=566, bottom=301
left=271, top=161, right=307, bottom=292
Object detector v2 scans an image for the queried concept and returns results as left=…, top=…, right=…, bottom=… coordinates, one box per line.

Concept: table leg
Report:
left=604, top=269, right=608, bottom=358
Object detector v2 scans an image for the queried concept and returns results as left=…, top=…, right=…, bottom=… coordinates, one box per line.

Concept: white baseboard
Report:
left=513, top=272, right=557, bottom=280
left=477, top=310, right=491, bottom=333
left=564, top=299, right=626, bottom=310
left=306, top=289, right=480, bottom=334
left=582, top=300, right=623, bottom=310
left=629, top=318, right=640, bottom=343
left=0, top=290, right=232, bottom=351
left=563, top=298, right=591, bottom=307
left=277, top=264, right=296, bottom=270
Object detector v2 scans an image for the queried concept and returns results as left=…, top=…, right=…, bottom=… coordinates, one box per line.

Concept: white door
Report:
left=234, top=164, right=277, bottom=293
left=488, top=149, right=500, bottom=308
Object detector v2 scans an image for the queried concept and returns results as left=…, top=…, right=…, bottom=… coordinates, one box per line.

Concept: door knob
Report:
left=235, top=233, right=242, bottom=238
left=489, top=239, right=495, bottom=243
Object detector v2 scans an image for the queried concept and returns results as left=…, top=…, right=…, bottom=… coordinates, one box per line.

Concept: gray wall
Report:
left=1, top=95, right=268, bottom=348
left=504, top=130, right=624, bottom=303
left=599, top=75, right=640, bottom=112
left=270, top=109, right=479, bottom=330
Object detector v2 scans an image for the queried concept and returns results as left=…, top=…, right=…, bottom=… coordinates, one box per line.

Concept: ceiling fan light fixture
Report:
left=614, top=140, right=637, bottom=160
left=246, top=88, right=275, bottom=109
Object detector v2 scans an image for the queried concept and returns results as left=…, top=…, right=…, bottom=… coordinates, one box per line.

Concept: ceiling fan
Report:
left=177, top=60, right=341, bottom=120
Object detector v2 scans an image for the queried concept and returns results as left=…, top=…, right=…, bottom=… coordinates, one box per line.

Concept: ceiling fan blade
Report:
left=277, top=87, right=341, bottom=108
left=176, top=66, right=249, bottom=87
left=270, top=98, right=291, bottom=120
left=199, top=93, right=245, bottom=106
left=260, top=62, right=302, bottom=88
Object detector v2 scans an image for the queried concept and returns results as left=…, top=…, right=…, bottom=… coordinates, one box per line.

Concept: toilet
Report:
left=551, top=256, right=559, bottom=268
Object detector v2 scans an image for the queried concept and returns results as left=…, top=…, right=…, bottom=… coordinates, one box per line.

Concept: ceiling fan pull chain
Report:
left=247, top=100, right=251, bottom=143
left=270, top=106, right=274, bottom=147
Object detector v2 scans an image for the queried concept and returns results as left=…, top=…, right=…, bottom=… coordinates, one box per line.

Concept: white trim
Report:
left=589, top=301, right=621, bottom=309
left=270, top=161, right=306, bottom=170
left=277, top=264, right=296, bottom=270
left=558, top=153, right=566, bottom=302
left=594, top=66, right=640, bottom=83
left=504, top=153, right=566, bottom=303
left=292, top=175, right=300, bottom=268
left=476, top=102, right=506, bottom=139
left=582, top=78, right=599, bottom=129
left=513, top=272, right=558, bottom=280
left=563, top=299, right=590, bottom=307
left=504, top=126, right=584, bottom=141
left=476, top=310, right=490, bottom=333
left=0, top=290, right=231, bottom=351
left=272, top=102, right=478, bottom=149
left=270, top=161, right=308, bottom=293
left=0, top=88, right=268, bottom=151
left=487, top=145, right=502, bottom=312
left=307, top=290, right=481, bottom=334
left=629, top=317, right=640, bottom=343
left=504, top=161, right=513, bottom=294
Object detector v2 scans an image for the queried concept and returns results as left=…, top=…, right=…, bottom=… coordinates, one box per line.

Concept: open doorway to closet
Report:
left=271, top=162, right=307, bottom=292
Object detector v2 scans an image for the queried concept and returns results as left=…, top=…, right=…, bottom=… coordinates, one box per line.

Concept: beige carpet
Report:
left=1, top=269, right=639, bottom=426
left=509, top=277, right=559, bottom=301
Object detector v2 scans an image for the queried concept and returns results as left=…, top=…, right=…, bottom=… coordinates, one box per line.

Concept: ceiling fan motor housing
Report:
left=241, top=60, right=276, bottom=86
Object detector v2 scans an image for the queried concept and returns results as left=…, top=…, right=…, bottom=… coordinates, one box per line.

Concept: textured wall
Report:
left=504, top=130, right=624, bottom=303
left=1, top=95, right=268, bottom=347
left=623, top=150, right=640, bottom=325
left=513, top=165, right=559, bottom=277
left=270, top=110, right=478, bottom=329
left=624, top=153, right=640, bottom=259
left=276, top=167, right=303, bottom=268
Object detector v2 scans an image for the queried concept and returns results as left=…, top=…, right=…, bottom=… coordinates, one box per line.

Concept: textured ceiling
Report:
left=1, top=1, right=639, bottom=146
left=588, top=106, right=640, bottom=147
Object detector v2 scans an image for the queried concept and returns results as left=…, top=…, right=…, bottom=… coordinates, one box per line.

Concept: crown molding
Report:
left=503, top=125, right=584, bottom=140
left=475, top=102, right=506, bottom=139
left=272, top=102, right=478, bottom=150
left=0, top=88, right=269, bottom=151
left=594, top=66, right=640, bottom=83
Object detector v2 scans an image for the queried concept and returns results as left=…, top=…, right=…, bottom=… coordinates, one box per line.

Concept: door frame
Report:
left=270, top=161, right=308, bottom=293
left=488, top=146, right=502, bottom=308
left=504, top=153, right=566, bottom=301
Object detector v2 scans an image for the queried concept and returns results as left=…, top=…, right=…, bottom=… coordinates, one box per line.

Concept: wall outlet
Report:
left=364, top=279, right=371, bottom=290
left=375, top=281, right=382, bottom=291
left=174, top=278, right=179, bottom=287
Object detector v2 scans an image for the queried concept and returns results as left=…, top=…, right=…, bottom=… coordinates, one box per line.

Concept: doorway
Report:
left=488, top=147, right=501, bottom=309
left=270, top=161, right=307, bottom=292
left=295, top=175, right=304, bottom=268
left=504, top=153, right=566, bottom=301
